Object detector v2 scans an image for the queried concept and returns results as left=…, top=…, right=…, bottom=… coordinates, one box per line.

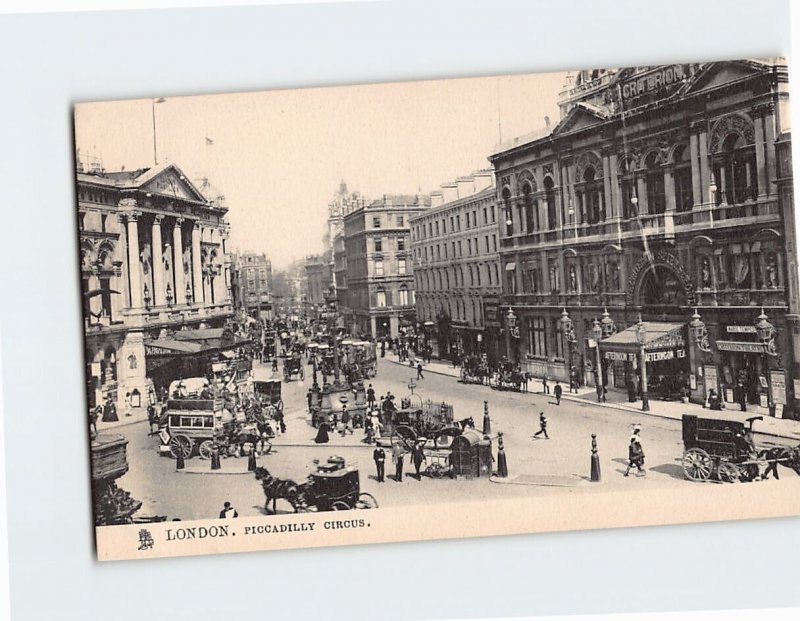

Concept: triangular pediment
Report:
left=682, top=60, right=769, bottom=96
left=552, top=102, right=609, bottom=136
left=138, top=164, right=207, bottom=203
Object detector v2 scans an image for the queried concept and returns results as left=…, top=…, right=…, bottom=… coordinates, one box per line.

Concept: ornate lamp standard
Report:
left=591, top=318, right=603, bottom=400
left=505, top=308, right=519, bottom=361
left=689, top=308, right=713, bottom=404
left=560, top=308, right=578, bottom=388
left=636, top=314, right=650, bottom=411
left=755, top=307, right=778, bottom=415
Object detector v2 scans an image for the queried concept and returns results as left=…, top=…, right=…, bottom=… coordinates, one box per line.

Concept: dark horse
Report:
left=253, top=466, right=309, bottom=514
left=758, top=444, right=800, bottom=480
left=458, top=416, right=475, bottom=431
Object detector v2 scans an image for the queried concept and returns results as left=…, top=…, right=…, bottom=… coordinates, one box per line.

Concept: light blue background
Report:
left=0, top=1, right=796, bottom=619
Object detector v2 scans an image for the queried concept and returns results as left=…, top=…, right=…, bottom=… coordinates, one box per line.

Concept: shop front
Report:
left=599, top=321, right=691, bottom=406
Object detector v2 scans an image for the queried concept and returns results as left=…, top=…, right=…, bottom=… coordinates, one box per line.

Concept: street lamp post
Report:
left=690, top=308, right=712, bottom=405
left=636, top=314, right=650, bottom=411
left=560, top=308, right=577, bottom=390
left=755, top=307, right=777, bottom=416
left=591, top=318, right=604, bottom=402
left=505, top=308, right=519, bottom=361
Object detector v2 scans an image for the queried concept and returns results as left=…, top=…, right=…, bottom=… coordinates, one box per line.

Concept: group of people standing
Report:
left=372, top=440, right=427, bottom=483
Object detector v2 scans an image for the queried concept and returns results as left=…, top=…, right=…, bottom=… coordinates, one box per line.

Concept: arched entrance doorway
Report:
left=638, top=264, right=688, bottom=309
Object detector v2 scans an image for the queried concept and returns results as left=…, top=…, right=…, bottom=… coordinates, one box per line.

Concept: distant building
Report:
left=410, top=171, right=501, bottom=361
left=232, top=252, right=272, bottom=320
left=305, top=251, right=334, bottom=320
left=343, top=193, right=430, bottom=338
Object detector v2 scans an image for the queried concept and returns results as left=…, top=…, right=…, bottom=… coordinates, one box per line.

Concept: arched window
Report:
left=376, top=287, right=387, bottom=308
left=644, top=152, right=665, bottom=215
left=522, top=182, right=537, bottom=234
left=398, top=285, right=409, bottom=306
left=502, top=188, right=513, bottom=236
left=544, top=177, right=557, bottom=230
left=714, top=133, right=758, bottom=205
left=580, top=166, right=604, bottom=224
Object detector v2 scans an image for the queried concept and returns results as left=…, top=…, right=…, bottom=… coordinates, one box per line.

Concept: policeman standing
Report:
left=373, top=445, right=386, bottom=482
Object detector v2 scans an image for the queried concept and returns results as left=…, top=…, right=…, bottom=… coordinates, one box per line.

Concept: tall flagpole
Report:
left=152, top=98, right=166, bottom=166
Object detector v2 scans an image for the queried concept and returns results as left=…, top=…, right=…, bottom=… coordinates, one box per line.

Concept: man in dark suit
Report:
left=373, top=446, right=386, bottom=482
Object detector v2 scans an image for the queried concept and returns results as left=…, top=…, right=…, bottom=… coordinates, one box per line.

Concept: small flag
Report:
left=206, top=137, right=214, bottom=145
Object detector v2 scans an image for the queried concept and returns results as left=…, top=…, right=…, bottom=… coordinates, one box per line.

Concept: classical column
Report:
left=689, top=130, right=702, bottom=207
left=636, top=176, right=648, bottom=214
left=151, top=215, right=165, bottom=306
left=698, top=129, right=711, bottom=202
left=763, top=103, right=777, bottom=194
left=173, top=218, right=186, bottom=304
left=121, top=205, right=142, bottom=309
left=192, top=222, right=204, bottom=304
left=608, top=153, right=620, bottom=219
left=664, top=167, right=676, bottom=212
left=602, top=151, right=613, bottom=219
left=752, top=107, right=768, bottom=197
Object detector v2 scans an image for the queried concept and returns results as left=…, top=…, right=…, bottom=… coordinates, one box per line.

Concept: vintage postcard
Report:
left=75, top=58, right=800, bottom=561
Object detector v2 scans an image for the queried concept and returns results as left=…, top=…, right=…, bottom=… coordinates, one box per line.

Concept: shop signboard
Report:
left=770, top=370, right=787, bottom=405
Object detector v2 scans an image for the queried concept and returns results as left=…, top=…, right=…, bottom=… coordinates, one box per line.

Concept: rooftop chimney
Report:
left=430, top=190, right=444, bottom=208
left=441, top=182, right=458, bottom=204
left=472, top=170, right=494, bottom=192
left=456, top=176, right=475, bottom=199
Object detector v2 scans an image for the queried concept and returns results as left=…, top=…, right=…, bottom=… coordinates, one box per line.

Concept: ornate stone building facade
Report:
left=489, top=59, right=798, bottom=418
left=343, top=194, right=430, bottom=339
left=232, top=252, right=272, bottom=320
left=410, top=171, right=502, bottom=361
left=78, top=162, right=234, bottom=412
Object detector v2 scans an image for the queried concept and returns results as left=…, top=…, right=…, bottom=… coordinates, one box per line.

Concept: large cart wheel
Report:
left=682, top=448, right=713, bottom=481
left=169, top=435, right=193, bottom=459
left=355, top=493, right=378, bottom=509
left=717, top=461, right=740, bottom=483
left=198, top=440, right=215, bottom=460
left=331, top=501, right=350, bottom=511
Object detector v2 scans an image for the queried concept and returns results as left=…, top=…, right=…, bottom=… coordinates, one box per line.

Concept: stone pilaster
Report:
left=173, top=218, right=186, bottom=304
left=151, top=215, right=165, bottom=306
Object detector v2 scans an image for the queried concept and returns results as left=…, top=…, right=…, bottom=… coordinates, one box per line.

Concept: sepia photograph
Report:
left=74, top=58, right=800, bottom=561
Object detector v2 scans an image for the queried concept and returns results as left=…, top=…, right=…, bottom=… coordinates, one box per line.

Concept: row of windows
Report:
left=372, top=214, right=405, bottom=229
left=374, top=286, right=412, bottom=308
left=416, top=295, right=485, bottom=325
left=373, top=236, right=406, bottom=253
left=525, top=317, right=565, bottom=360
left=413, top=204, right=497, bottom=241
left=373, top=259, right=407, bottom=276
left=414, top=234, right=498, bottom=263
left=416, top=262, right=501, bottom=291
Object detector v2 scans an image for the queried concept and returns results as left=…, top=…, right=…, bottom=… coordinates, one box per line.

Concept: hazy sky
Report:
left=74, top=70, right=567, bottom=269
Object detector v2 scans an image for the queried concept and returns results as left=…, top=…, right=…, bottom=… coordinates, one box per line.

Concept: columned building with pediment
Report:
left=77, top=161, right=235, bottom=413
left=489, top=59, right=798, bottom=418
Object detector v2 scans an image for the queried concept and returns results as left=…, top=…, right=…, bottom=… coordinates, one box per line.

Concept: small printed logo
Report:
left=137, top=529, right=155, bottom=551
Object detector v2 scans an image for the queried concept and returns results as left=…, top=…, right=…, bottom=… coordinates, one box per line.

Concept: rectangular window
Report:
left=675, top=167, right=694, bottom=212
left=398, top=288, right=408, bottom=306
left=554, top=318, right=564, bottom=359
left=492, top=235, right=497, bottom=252
left=397, top=237, right=405, bottom=251
left=376, top=291, right=386, bottom=307
left=476, top=265, right=481, bottom=286
left=398, top=259, right=407, bottom=275
left=375, top=260, right=384, bottom=276
left=528, top=317, right=547, bottom=358
left=397, top=215, right=404, bottom=226
left=483, top=207, right=488, bottom=223
left=505, top=265, right=516, bottom=294
left=485, top=235, right=490, bottom=254
left=373, top=216, right=381, bottom=228
left=490, top=205, right=496, bottom=222
left=458, top=241, right=462, bottom=256
left=374, top=238, right=382, bottom=253
left=467, top=239, right=472, bottom=255
left=456, top=215, right=461, bottom=230
left=435, top=221, right=439, bottom=236
left=466, top=212, right=471, bottom=228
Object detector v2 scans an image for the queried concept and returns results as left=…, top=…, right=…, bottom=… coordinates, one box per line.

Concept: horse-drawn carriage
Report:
left=255, top=456, right=378, bottom=513
left=159, top=396, right=267, bottom=460
left=681, top=412, right=800, bottom=482
left=251, top=378, right=283, bottom=414
left=379, top=399, right=462, bottom=450
left=490, top=360, right=526, bottom=392
left=460, top=354, right=490, bottom=385
left=283, top=353, right=305, bottom=382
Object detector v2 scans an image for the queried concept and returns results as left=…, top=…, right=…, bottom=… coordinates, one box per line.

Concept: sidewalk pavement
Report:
left=95, top=406, right=151, bottom=433
left=387, top=358, right=800, bottom=442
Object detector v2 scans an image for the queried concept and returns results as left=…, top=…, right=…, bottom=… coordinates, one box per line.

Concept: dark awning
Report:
left=599, top=322, right=686, bottom=354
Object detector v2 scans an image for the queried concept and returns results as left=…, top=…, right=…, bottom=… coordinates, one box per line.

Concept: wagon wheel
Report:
left=391, top=425, right=417, bottom=451
left=682, top=448, right=713, bottom=481
left=355, top=492, right=378, bottom=509
left=425, top=462, right=447, bottom=478
left=168, top=435, right=193, bottom=459
left=331, top=501, right=350, bottom=511
left=717, top=461, right=740, bottom=483
left=198, top=440, right=215, bottom=460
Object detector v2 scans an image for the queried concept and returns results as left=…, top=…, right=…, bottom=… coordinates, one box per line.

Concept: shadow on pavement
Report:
left=649, top=462, right=687, bottom=480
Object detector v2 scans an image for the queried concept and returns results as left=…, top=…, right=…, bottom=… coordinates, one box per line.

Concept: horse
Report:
left=458, top=416, right=475, bottom=431
left=253, top=466, right=309, bottom=514
left=757, top=445, right=800, bottom=480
